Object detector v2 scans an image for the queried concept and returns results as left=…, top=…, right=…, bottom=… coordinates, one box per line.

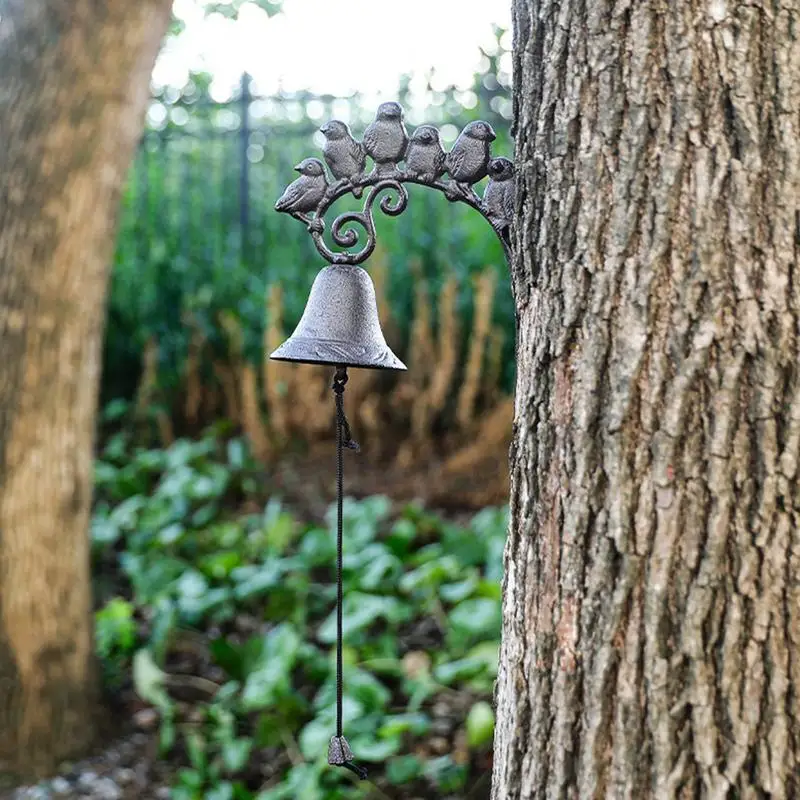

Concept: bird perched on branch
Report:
left=404, top=125, right=446, bottom=183
left=445, top=120, right=496, bottom=187
left=483, top=157, right=515, bottom=233
left=320, top=120, right=366, bottom=196
left=275, top=158, right=328, bottom=217
left=363, top=102, right=408, bottom=173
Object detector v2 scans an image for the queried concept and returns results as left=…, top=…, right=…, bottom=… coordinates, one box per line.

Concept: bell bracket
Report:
left=275, top=102, right=513, bottom=266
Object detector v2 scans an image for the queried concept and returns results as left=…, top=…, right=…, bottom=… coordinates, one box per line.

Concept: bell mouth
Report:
left=270, top=337, right=407, bottom=371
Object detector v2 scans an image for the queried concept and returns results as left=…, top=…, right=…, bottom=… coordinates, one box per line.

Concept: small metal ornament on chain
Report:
left=269, top=101, right=512, bottom=780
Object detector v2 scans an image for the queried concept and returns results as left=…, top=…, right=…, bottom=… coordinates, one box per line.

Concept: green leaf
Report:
left=325, top=495, right=390, bottom=550
left=222, top=738, right=253, bottom=773
left=192, top=502, right=219, bottom=527
left=93, top=462, right=118, bottom=491
left=175, top=767, right=202, bottom=791
left=317, top=593, right=409, bottom=643
left=185, top=731, right=207, bottom=770
left=358, top=657, right=404, bottom=678
left=349, top=545, right=401, bottom=591
left=386, top=754, right=423, bottom=785
left=95, top=597, right=137, bottom=658
left=298, top=527, right=335, bottom=566
left=122, top=555, right=187, bottom=605
left=159, top=713, right=176, bottom=754
left=227, top=438, right=247, bottom=469
left=349, top=735, right=401, bottom=761
left=176, top=569, right=208, bottom=600
left=378, top=713, right=431, bottom=738
left=297, top=715, right=334, bottom=761
left=252, top=0, right=283, bottom=17
left=136, top=498, right=184, bottom=539
left=149, top=598, right=177, bottom=665
left=164, top=439, right=196, bottom=469
left=199, top=550, right=242, bottom=580
left=439, top=573, right=479, bottom=604
left=442, top=523, right=487, bottom=567
left=110, top=495, right=146, bottom=531
left=473, top=507, right=508, bottom=582
left=263, top=498, right=298, bottom=554
left=314, top=667, right=390, bottom=713
left=210, top=639, right=246, bottom=682
left=232, top=561, right=282, bottom=601
left=425, top=755, right=468, bottom=792
left=240, top=624, right=300, bottom=711
left=215, top=680, right=241, bottom=706
left=296, top=642, right=329, bottom=681
left=101, top=432, right=126, bottom=461
left=206, top=782, right=235, bottom=800
left=485, top=534, right=506, bottom=583
left=382, top=525, right=413, bottom=564
left=134, top=449, right=167, bottom=473
left=433, top=657, right=487, bottom=685
left=255, top=763, right=323, bottom=800
left=91, top=514, right=121, bottom=547
left=448, top=597, right=502, bottom=645
left=470, top=505, right=509, bottom=539
left=466, top=701, right=495, bottom=749
left=177, top=573, right=231, bottom=621
left=212, top=521, right=245, bottom=549
left=102, top=398, right=130, bottom=421
left=476, top=578, right=503, bottom=600
left=406, top=677, right=437, bottom=713
left=158, top=523, right=185, bottom=545
left=399, top=556, right=461, bottom=594
left=132, top=648, right=172, bottom=713
left=466, top=641, right=500, bottom=676
left=255, top=712, right=287, bottom=748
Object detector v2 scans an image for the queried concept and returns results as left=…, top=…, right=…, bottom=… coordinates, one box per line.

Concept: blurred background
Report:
left=82, top=1, right=514, bottom=798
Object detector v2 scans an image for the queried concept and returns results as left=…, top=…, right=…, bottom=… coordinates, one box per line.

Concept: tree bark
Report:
left=0, top=0, right=171, bottom=779
left=494, top=1, right=800, bottom=797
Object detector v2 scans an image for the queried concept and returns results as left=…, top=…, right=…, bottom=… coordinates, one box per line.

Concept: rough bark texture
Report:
left=0, top=0, right=171, bottom=779
left=494, top=1, right=800, bottom=797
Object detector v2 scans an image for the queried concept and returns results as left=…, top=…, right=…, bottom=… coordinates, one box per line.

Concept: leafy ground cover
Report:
left=90, top=424, right=506, bottom=799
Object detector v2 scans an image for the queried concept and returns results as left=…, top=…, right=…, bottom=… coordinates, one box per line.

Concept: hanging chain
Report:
left=328, top=366, right=368, bottom=781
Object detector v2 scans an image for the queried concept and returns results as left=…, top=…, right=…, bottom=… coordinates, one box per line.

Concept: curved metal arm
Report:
left=275, top=103, right=513, bottom=266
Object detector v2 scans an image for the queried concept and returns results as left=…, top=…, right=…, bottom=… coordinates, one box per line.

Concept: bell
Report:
left=270, top=264, right=406, bottom=371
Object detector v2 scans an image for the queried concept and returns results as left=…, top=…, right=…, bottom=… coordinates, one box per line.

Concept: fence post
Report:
left=239, top=72, right=252, bottom=263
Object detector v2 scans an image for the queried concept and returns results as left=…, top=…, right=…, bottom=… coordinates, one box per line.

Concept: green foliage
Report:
left=466, top=701, right=495, bottom=750
left=96, top=597, right=137, bottom=659
left=95, top=596, right=138, bottom=689
left=92, top=431, right=508, bottom=797
left=204, top=0, right=282, bottom=18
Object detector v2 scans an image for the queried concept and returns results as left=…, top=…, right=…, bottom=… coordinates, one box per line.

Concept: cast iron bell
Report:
left=270, top=264, right=406, bottom=371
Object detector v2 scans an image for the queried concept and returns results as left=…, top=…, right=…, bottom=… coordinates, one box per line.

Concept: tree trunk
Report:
left=0, top=0, right=171, bottom=779
left=494, top=1, right=800, bottom=797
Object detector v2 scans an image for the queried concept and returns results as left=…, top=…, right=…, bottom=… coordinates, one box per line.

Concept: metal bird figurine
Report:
left=320, top=120, right=366, bottom=197
left=483, top=156, right=515, bottom=234
left=363, top=101, right=408, bottom=174
left=404, top=125, right=446, bottom=183
left=445, top=120, right=497, bottom=187
left=275, top=157, right=329, bottom=224
left=273, top=101, right=513, bottom=266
